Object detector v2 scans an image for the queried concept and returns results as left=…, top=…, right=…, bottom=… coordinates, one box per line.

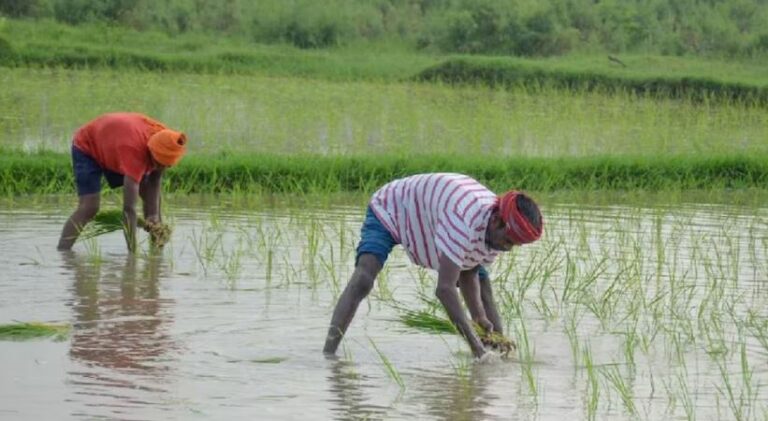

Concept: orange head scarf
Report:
left=496, top=191, right=543, bottom=245
left=148, top=129, right=187, bottom=167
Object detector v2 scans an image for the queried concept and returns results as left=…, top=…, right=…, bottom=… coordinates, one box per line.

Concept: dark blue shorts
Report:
left=355, top=206, right=491, bottom=279
left=355, top=207, right=399, bottom=266
left=72, top=145, right=124, bottom=196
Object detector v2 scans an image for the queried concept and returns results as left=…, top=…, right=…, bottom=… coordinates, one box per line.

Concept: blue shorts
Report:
left=72, top=145, right=124, bottom=196
left=355, top=206, right=491, bottom=280
left=355, top=207, right=399, bottom=266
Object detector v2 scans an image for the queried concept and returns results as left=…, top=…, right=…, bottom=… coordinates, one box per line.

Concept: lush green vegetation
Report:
left=2, top=18, right=766, bottom=104
left=2, top=150, right=767, bottom=195
left=2, top=0, right=768, bottom=58
left=1, top=7, right=766, bottom=195
left=0, top=19, right=437, bottom=80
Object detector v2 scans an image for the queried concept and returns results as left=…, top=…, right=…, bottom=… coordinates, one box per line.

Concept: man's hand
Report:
left=476, top=349, right=502, bottom=365
left=476, top=317, right=494, bottom=333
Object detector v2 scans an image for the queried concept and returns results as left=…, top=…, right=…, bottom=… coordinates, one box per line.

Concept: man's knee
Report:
left=77, top=195, right=100, bottom=220
left=351, top=271, right=375, bottom=297
left=350, top=254, right=381, bottom=297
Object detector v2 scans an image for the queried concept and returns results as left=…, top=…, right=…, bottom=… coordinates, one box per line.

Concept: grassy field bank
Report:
left=419, top=56, right=768, bottom=104
left=2, top=151, right=767, bottom=195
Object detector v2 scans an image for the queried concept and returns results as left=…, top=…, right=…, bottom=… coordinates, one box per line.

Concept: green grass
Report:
left=0, top=19, right=438, bottom=81
left=2, top=150, right=767, bottom=195
left=2, top=68, right=766, bottom=158
left=419, top=55, right=768, bottom=105
left=0, top=322, right=70, bottom=341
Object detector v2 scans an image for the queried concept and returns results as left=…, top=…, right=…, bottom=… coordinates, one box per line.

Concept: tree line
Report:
left=2, top=0, right=767, bottom=57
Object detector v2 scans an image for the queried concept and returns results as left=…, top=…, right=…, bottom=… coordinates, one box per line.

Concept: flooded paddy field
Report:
left=1, top=196, right=767, bottom=420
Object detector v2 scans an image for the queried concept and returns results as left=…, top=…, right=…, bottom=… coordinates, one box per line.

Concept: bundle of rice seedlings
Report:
left=78, top=209, right=127, bottom=240
left=78, top=210, right=171, bottom=245
left=399, top=309, right=457, bottom=334
left=0, top=322, right=70, bottom=341
left=395, top=296, right=516, bottom=358
left=476, top=325, right=516, bottom=357
left=400, top=310, right=516, bottom=357
left=143, top=220, right=172, bottom=247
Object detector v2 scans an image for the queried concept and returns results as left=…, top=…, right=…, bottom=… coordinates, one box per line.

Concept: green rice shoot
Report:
left=0, top=322, right=71, bottom=341
left=399, top=309, right=457, bottom=334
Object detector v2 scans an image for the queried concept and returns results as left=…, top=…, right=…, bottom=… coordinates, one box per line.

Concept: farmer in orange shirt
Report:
left=57, top=113, right=187, bottom=252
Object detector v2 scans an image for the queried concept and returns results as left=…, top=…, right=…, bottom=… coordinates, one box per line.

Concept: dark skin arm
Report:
left=479, top=273, right=503, bottom=334
left=139, top=169, right=164, bottom=223
left=435, top=254, right=486, bottom=359
left=458, top=267, right=493, bottom=332
left=122, top=176, right=140, bottom=253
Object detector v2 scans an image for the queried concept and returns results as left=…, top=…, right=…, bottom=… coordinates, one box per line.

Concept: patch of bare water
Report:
left=0, top=200, right=766, bottom=420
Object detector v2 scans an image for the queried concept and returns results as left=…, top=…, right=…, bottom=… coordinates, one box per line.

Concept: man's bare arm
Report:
left=435, top=254, right=486, bottom=358
left=458, top=268, right=493, bottom=332
left=140, top=169, right=163, bottom=222
left=479, top=275, right=503, bottom=334
left=123, top=176, right=140, bottom=253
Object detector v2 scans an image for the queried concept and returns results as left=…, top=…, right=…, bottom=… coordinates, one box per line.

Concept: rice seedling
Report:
left=250, top=357, right=288, bottom=364
left=601, top=365, right=637, bottom=416
left=219, top=243, right=244, bottom=285
left=397, top=308, right=456, bottom=335
left=440, top=336, right=473, bottom=381
left=582, top=343, right=600, bottom=421
left=265, top=249, right=274, bottom=286
left=0, top=321, right=70, bottom=341
left=368, top=338, right=405, bottom=389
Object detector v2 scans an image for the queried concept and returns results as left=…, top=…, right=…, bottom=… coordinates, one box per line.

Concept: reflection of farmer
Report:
left=57, top=113, right=187, bottom=252
left=326, top=360, right=387, bottom=420
left=63, top=252, right=173, bottom=372
left=323, top=173, right=543, bottom=361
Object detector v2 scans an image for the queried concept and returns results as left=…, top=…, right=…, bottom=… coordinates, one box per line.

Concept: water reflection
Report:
left=326, top=358, right=390, bottom=421
left=60, top=251, right=176, bottom=415
left=326, top=357, right=512, bottom=421
left=412, top=365, right=506, bottom=421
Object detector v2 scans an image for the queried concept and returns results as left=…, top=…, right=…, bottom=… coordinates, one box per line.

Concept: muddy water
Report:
left=1, top=201, right=766, bottom=420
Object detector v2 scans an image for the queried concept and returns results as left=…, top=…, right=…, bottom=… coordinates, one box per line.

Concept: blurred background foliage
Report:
left=1, top=0, right=767, bottom=57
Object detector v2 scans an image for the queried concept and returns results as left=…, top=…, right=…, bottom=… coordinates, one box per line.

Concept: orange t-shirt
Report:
left=73, top=113, right=166, bottom=183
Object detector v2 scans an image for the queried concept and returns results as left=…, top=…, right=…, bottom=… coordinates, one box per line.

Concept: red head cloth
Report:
left=497, top=191, right=543, bottom=245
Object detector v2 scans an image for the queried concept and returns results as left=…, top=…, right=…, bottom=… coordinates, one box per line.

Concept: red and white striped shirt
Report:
left=369, top=173, right=500, bottom=270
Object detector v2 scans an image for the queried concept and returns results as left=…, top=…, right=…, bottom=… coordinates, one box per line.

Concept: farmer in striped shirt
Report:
left=323, top=173, right=543, bottom=361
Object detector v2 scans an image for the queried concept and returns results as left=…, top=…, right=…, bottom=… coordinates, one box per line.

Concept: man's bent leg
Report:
left=57, top=193, right=100, bottom=250
left=323, top=254, right=382, bottom=355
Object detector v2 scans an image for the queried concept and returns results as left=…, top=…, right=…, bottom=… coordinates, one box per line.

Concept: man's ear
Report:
left=489, top=209, right=503, bottom=228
